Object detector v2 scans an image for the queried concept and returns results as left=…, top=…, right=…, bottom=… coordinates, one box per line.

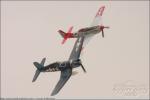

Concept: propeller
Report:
left=61, top=26, right=73, bottom=44
left=80, top=63, right=86, bottom=73
left=100, top=25, right=109, bottom=38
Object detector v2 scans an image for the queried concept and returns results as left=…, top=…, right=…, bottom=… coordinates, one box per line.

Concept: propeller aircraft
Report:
left=32, top=5, right=109, bottom=96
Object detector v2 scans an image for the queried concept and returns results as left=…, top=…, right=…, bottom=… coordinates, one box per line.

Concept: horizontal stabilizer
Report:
left=58, top=26, right=74, bottom=44
left=32, top=58, right=46, bottom=82
left=58, top=30, right=66, bottom=38
left=32, top=70, right=40, bottom=82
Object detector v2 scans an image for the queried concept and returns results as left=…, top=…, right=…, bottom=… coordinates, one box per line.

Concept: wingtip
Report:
left=43, top=57, right=46, bottom=61
left=32, top=77, right=36, bottom=82
left=51, top=92, right=57, bottom=96
left=95, top=5, right=105, bottom=17
left=32, top=80, right=35, bottom=82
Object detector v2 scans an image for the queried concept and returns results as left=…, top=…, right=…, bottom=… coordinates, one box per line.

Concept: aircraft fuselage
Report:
left=73, top=26, right=101, bottom=37
left=40, top=59, right=81, bottom=72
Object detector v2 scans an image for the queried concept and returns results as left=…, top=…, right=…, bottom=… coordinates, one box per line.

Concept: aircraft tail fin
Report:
left=32, top=58, right=46, bottom=82
left=58, top=26, right=74, bottom=44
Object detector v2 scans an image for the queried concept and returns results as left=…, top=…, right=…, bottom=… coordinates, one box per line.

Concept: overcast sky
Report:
left=1, top=1, right=149, bottom=99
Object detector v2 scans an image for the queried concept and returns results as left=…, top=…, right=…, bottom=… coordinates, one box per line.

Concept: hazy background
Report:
left=1, top=1, right=149, bottom=99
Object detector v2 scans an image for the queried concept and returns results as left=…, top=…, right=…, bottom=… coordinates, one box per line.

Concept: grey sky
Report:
left=1, top=1, right=149, bottom=99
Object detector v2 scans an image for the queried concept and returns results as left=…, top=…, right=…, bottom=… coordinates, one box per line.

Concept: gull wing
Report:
left=69, top=36, right=84, bottom=61
left=51, top=68, right=72, bottom=96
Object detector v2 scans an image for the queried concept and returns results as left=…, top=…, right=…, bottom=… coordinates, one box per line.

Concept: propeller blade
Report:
left=80, top=64, right=86, bottom=73
left=102, top=29, right=104, bottom=37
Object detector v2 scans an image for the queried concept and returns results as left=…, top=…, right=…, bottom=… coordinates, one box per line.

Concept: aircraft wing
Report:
left=79, top=6, right=105, bottom=53
left=51, top=68, right=72, bottom=96
left=69, top=36, right=84, bottom=61
left=82, top=34, right=95, bottom=50
left=91, top=6, right=105, bottom=26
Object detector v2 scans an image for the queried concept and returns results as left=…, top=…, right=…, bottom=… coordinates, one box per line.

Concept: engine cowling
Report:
left=71, top=59, right=81, bottom=68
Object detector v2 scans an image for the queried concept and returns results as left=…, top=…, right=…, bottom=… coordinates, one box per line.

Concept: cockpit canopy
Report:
left=59, top=61, right=69, bottom=68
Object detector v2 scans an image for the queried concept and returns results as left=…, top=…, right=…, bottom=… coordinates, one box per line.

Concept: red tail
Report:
left=58, top=26, right=73, bottom=44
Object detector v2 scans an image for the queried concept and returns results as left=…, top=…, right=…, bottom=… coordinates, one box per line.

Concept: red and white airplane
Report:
left=58, top=6, right=109, bottom=47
